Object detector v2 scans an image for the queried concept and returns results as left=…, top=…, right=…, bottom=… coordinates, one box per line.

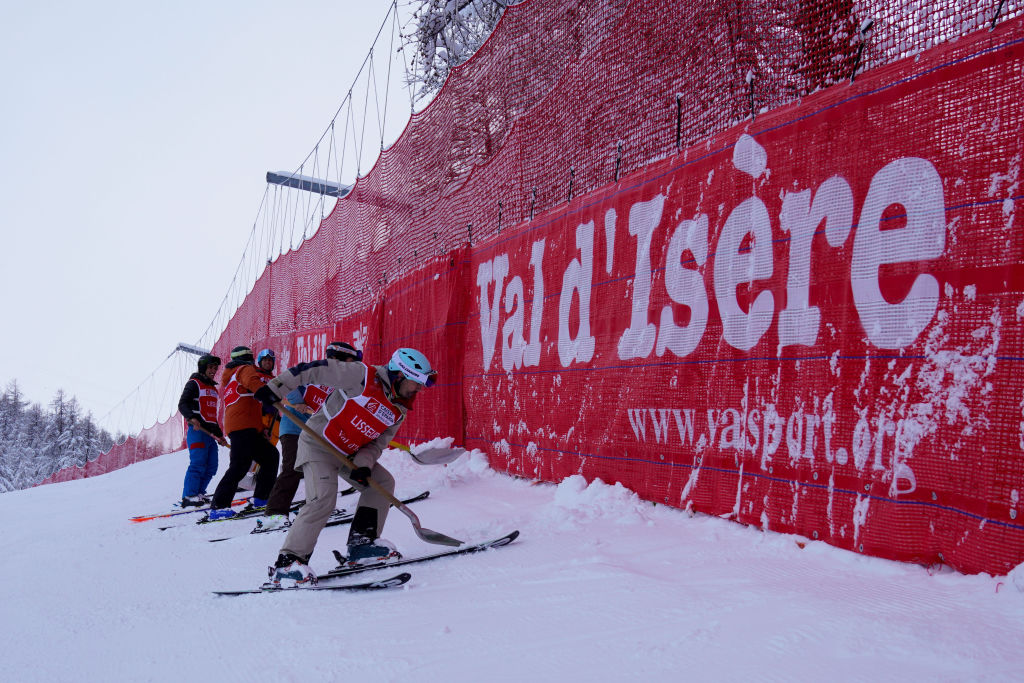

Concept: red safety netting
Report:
left=55, top=1, right=1024, bottom=574
left=37, top=414, right=184, bottom=485
left=211, top=2, right=1023, bottom=574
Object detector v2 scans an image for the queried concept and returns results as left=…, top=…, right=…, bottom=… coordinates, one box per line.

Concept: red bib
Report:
left=222, top=368, right=245, bottom=407
left=321, top=369, right=400, bottom=456
left=222, top=367, right=269, bottom=407
left=302, top=384, right=334, bottom=411
left=193, top=379, right=219, bottom=423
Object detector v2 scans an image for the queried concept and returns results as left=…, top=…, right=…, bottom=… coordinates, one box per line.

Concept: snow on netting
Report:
left=206, top=0, right=1024, bottom=574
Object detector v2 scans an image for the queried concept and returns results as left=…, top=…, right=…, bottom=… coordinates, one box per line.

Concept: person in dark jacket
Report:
left=177, top=354, right=227, bottom=507
left=208, top=346, right=280, bottom=520
left=260, top=341, right=362, bottom=530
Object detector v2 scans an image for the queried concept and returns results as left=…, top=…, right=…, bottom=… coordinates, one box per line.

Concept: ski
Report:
left=156, top=501, right=293, bottom=531
left=204, top=507, right=351, bottom=541
left=133, top=487, right=357, bottom=524
left=130, top=496, right=251, bottom=523
left=206, top=491, right=431, bottom=543
left=156, top=500, right=295, bottom=530
left=160, top=486, right=366, bottom=530
left=212, top=571, right=411, bottom=596
left=318, top=530, right=520, bottom=582
left=194, top=499, right=302, bottom=525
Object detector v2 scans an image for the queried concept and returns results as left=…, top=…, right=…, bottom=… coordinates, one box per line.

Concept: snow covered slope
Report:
left=2, top=446, right=1023, bottom=681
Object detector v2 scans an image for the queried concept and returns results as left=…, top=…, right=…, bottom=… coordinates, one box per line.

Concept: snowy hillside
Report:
left=3, top=446, right=1024, bottom=681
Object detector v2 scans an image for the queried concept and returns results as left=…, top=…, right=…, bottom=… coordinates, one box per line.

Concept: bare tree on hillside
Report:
left=405, top=0, right=524, bottom=100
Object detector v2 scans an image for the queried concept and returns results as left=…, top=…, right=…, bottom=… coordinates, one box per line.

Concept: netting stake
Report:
left=530, top=187, right=537, bottom=220
left=850, top=19, right=874, bottom=82
left=747, top=74, right=756, bottom=121
left=675, top=95, right=682, bottom=149
left=614, top=141, right=623, bottom=181
left=497, top=201, right=503, bottom=233
left=567, top=166, right=575, bottom=203
left=991, top=0, right=1006, bottom=30
left=467, top=223, right=473, bottom=245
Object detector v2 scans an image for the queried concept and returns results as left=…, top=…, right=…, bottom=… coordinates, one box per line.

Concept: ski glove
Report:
left=254, top=385, right=279, bottom=411
left=349, top=466, right=372, bottom=487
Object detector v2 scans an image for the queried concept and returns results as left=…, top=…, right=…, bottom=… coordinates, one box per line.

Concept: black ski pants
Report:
left=265, top=432, right=302, bottom=515
left=212, top=428, right=279, bottom=508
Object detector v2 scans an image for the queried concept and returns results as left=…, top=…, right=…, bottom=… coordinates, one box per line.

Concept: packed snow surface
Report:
left=2, top=446, right=1023, bottom=681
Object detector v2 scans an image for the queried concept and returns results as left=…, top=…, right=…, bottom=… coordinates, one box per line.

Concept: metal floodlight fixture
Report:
left=266, top=171, right=352, bottom=198
left=175, top=343, right=211, bottom=357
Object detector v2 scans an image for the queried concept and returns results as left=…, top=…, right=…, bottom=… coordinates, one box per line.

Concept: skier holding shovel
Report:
left=254, top=347, right=451, bottom=587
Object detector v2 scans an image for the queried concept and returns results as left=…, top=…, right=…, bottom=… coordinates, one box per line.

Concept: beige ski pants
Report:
left=279, top=457, right=395, bottom=561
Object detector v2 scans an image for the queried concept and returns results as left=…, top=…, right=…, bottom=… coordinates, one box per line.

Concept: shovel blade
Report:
left=414, top=526, right=464, bottom=547
left=410, top=446, right=467, bottom=466
left=395, top=497, right=464, bottom=546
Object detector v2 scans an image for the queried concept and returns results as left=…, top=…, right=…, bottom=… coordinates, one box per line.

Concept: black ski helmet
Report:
left=197, top=354, right=221, bottom=374
left=326, top=341, right=362, bottom=362
left=230, top=346, right=254, bottom=363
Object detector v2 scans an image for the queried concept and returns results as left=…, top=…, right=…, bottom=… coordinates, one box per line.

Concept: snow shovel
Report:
left=388, top=440, right=466, bottom=466
left=192, top=421, right=229, bottom=447
left=277, top=402, right=463, bottom=547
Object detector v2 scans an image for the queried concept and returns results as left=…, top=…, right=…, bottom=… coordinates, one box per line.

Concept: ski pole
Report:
left=276, top=402, right=463, bottom=547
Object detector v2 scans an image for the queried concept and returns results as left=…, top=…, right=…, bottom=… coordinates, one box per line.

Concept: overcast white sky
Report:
left=0, top=1, right=416, bottom=430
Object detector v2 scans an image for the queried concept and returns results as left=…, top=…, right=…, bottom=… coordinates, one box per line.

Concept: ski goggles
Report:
left=327, top=342, right=363, bottom=362
left=394, top=356, right=438, bottom=387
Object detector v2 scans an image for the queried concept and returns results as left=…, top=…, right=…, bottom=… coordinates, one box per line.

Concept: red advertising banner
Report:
left=335, top=307, right=385, bottom=365
left=291, top=327, right=331, bottom=366
left=465, top=23, right=1024, bottom=573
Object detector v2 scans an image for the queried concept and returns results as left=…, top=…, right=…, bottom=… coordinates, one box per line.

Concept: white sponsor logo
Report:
left=478, top=141, right=946, bottom=368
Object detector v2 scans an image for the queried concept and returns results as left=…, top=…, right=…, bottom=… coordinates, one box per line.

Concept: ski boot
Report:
left=238, top=497, right=268, bottom=516
left=264, top=553, right=316, bottom=588
left=208, top=507, right=237, bottom=521
left=345, top=537, right=402, bottom=567
left=256, top=514, right=289, bottom=532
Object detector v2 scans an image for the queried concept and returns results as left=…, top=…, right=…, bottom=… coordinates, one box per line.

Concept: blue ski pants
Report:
left=182, top=425, right=219, bottom=498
